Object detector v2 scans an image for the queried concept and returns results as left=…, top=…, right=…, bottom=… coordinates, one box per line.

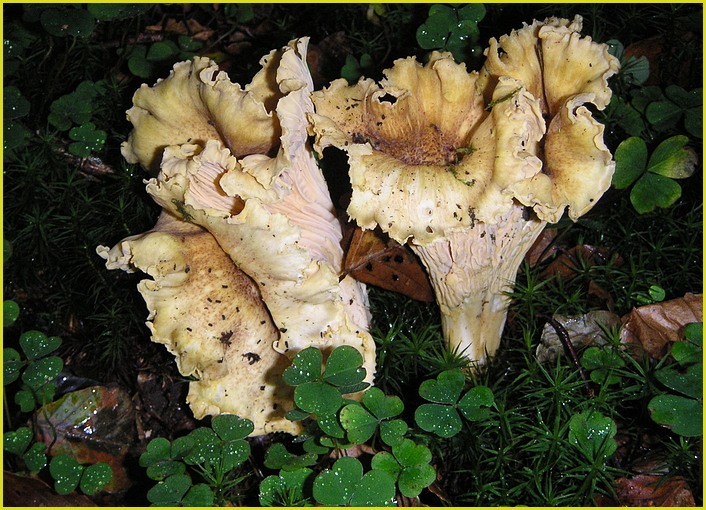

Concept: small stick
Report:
left=537, top=314, right=594, bottom=397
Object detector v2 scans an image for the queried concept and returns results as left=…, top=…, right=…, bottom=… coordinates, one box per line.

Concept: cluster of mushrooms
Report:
left=98, top=16, right=620, bottom=435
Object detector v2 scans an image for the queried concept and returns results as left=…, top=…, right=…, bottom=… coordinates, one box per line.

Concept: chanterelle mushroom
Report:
left=311, top=16, right=619, bottom=365
left=103, top=37, right=374, bottom=427
left=145, top=39, right=374, bottom=383
left=97, top=212, right=301, bottom=435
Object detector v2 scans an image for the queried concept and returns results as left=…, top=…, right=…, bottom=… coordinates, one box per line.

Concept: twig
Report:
left=537, top=314, right=594, bottom=397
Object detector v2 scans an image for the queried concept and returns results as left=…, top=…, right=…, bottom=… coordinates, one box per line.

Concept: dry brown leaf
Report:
left=539, top=245, right=623, bottom=281
left=344, top=227, right=434, bottom=302
left=536, top=310, right=621, bottom=363
left=163, top=18, right=188, bottom=35
left=620, top=293, right=703, bottom=359
left=523, top=227, right=557, bottom=267
left=595, top=474, right=695, bottom=506
left=587, top=279, right=615, bottom=311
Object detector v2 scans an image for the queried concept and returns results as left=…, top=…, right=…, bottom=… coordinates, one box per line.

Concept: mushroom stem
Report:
left=411, top=203, right=546, bottom=365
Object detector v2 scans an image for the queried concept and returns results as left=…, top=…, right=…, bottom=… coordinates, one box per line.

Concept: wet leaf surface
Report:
left=34, top=386, right=138, bottom=494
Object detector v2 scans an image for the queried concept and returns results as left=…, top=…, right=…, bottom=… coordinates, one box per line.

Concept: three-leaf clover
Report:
left=260, top=467, right=314, bottom=506
left=580, top=346, right=626, bottom=385
left=283, top=345, right=369, bottom=419
left=371, top=438, right=436, bottom=498
left=4, top=330, right=63, bottom=412
left=312, top=456, right=396, bottom=506
left=416, top=4, right=486, bottom=63
left=414, top=370, right=494, bottom=438
left=613, top=135, right=698, bottom=213
left=48, top=80, right=103, bottom=131
left=568, top=410, right=617, bottom=462
left=339, top=387, right=407, bottom=445
left=140, top=414, right=253, bottom=506
left=649, top=323, right=702, bottom=437
left=645, top=85, right=702, bottom=137
left=49, top=454, right=112, bottom=495
left=68, top=122, right=107, bottom=157
left=3, top=427, right=47, bottom=473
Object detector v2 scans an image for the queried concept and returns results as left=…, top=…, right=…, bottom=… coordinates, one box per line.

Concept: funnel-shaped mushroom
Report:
left=311, top=17, right=618, bottom=364
left=123, top=38, right=374, bottom=385
left=97, top=212, right=301, bottom=435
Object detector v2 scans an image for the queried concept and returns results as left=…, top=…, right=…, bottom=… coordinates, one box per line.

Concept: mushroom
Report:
left=97, top=212, right=301, bottom=435
left=107, top=37, right=374, bottom=412
left=310, top=16, right=619, bottom=365
left=145, top=39, right=374, bottom=384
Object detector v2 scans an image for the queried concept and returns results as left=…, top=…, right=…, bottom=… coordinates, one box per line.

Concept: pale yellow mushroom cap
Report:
left=311, top=53, right=545, bottom=246
left=481, top=15, right=620, bottom=222
left=97, top=212, right=301, bottom=435
left=121, top=49, right=284, bottom=175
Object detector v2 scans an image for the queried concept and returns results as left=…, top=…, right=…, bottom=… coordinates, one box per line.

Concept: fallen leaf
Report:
left=307, top=31, right=348, bottom=89
left=539, top=245, right=623, bottom=282
left=620, top=293, right=703, bottom=359
left=3, top=470, right=97, bottom=506
left=595, top=474, right=694, bottom=506
left=344, top=227, right=434, bottom=302
left=536, top=311, right=622, bottom=363
left=34, top=386, right=138, bottom=495
left=163, top=18, right=188, bottom=35
left=625, top=32, right=696, bottom=88
left=587, top=280, right=615, bottom=311
left=523, top=228, right=557, bottom=267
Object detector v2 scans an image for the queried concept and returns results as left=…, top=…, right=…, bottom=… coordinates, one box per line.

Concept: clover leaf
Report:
left=415, top=370, right=494, bottom=438
left=613, top=135, right=697, bottom=213
left=416, top=3, right=485, bottom=63
left=260, top=467, right=314, bottom=506
left=340, top=387, right=407, bottom=445
left=313, top=456, right=396, bottom=506
left=580, top=346, right=626, bottom=385
left=371, top=439, right=436, bottom=498
left=568, top=410, right=617, bottom=462
left=649, top=323, right=702, bottom=437
left=68, top=122, right=107, bottom=157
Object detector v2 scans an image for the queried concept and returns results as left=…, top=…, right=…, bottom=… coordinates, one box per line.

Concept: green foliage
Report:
left=416, top=4, right=486, bottom=64
left=646, top=85, right=703, bottom=137
left=4, top=300, right=20, bottom=327
left=339, top=387, right=407, bottom=445
left=47, top=80, right=102, bottom=130
left=283, top=346, right=369, bottom=421
left=3, top=86, right=31, bottom=151
left=341, top=53, right=375, bottom=84
left=4, top=330, right=63, bottom=411
left=224, top=3, right=255, bottom=23
left=139, top=413, right=253, bottom=505
left=49, top=454, right=112, bottom=495
left=649, top=323, right=703, bottom=437
left=36, top=5, right=96, bottom=38
left=605, top=39, right=650, bottom=90
left=312, top=456, right=396, bottom=506
left=119, top=36, right=204, bottom=79
left=415, top=370, right=494, bottom=438
left=68, top=122, right=107, bottom=157
left=87, top=3, right=153, bottom=21
left=260, top=467, right=314, bottom=506
left=4, top=427, right=47, bottom=473
left=613, top=135, right=698, bottom=213
left=567, top=410, right=618, bottom=463
left=371, top=439, right=437, bottom=498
